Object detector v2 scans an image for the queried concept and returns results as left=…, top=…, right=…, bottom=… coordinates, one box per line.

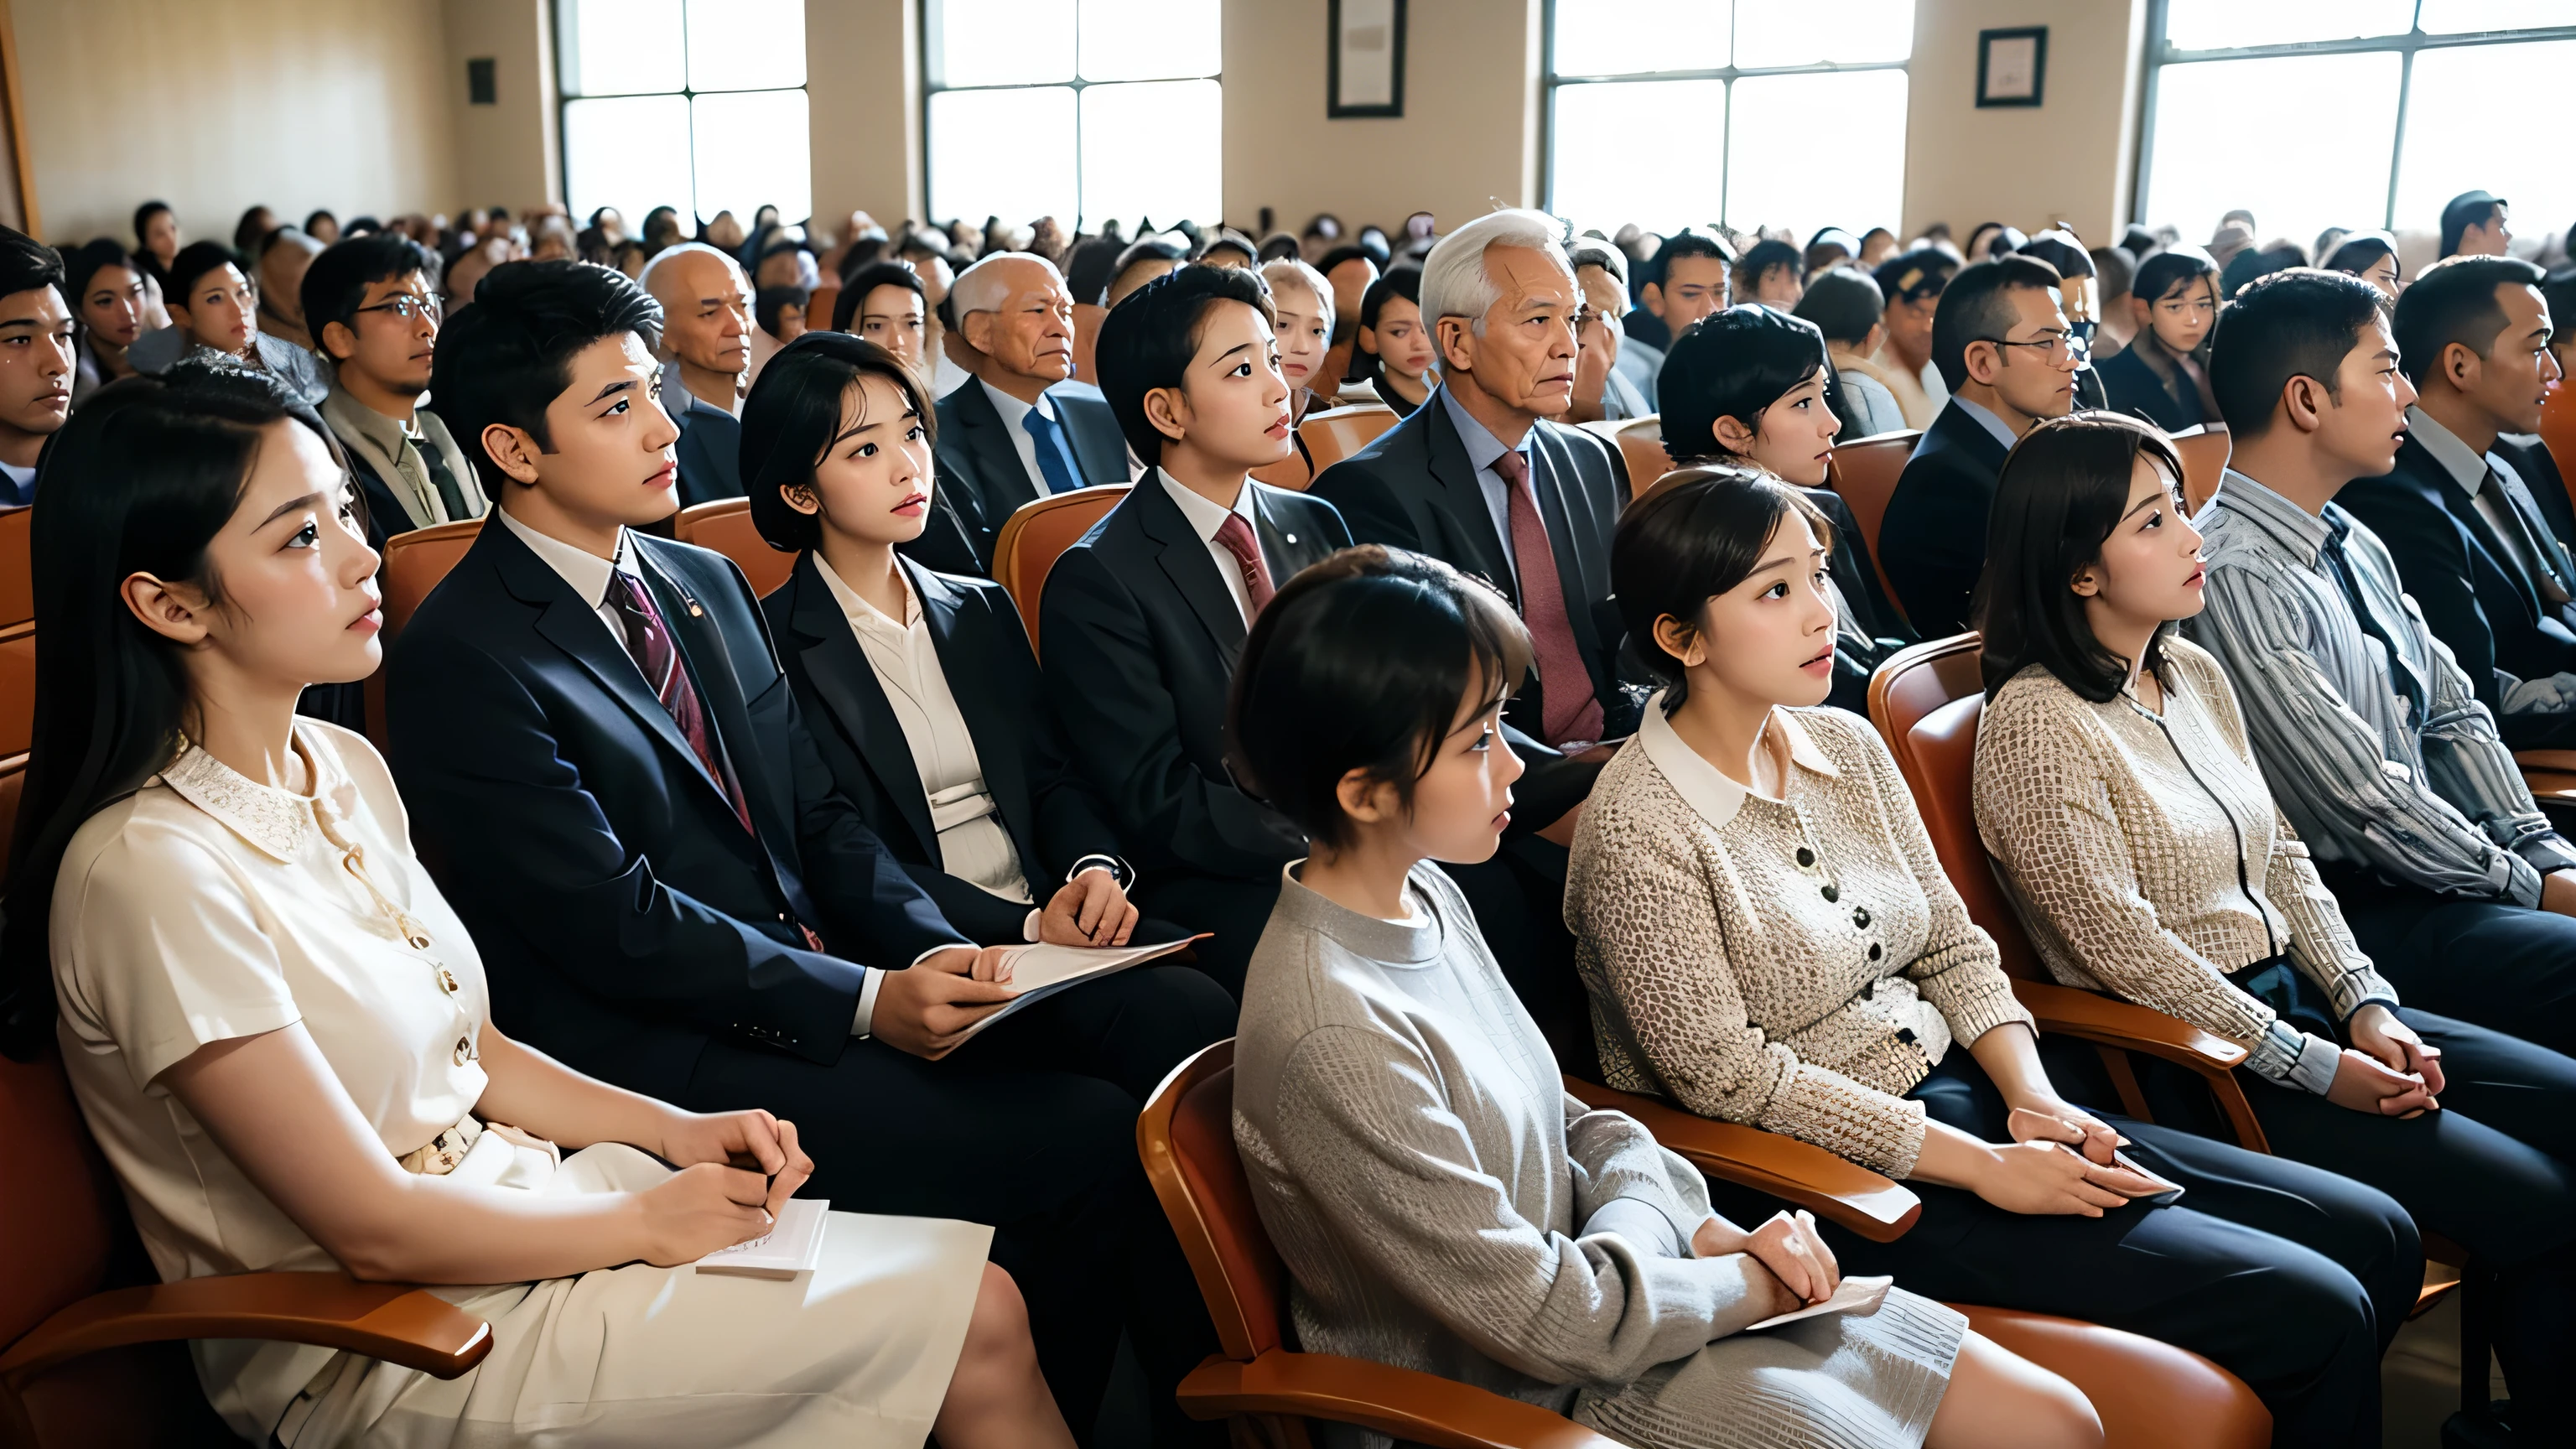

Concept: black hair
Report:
left=1063, top=235, right=1124, bottom=306
left=756, top=284, right=810, bottom=339
left=1200, top=230, right=1259, bottom=264
left=1968, top=223, right=2028, bottom=260
left=166, top=241, right=245, bottom=306
left=1793, top=267, right=1885, bottom=345
left=2018, top=233, right=2094, bottom=279
left=2090, top=245, right=2135, bottom=300
left=1094, top=263, right=1276, bottom=466
left=61, top=239, right=132, bottom=314
left=1, top=365, right=348, bottom=1057
left=0, top=225, right=63, bottom=308
left=1258, top=231, right=1302, bottom=262
left=2220, top=240, right=2308, bottom=300
left=299, top=234, right=439, bottom=359
left=1649, top=231, right=1732, bottom=291
left=1659, top=306, right=1830, bottom=465
left=1613, top=465, right=1833, bottom=711
left=1315, top=244, right=1375, bottom=280
left=1930, top=254, right=2062, bottom=391
left=132, top=201, right=172, bottom=248
left=740, top=330, right=934, bottom=555
left=256, top=226, right=309, bottom=261
left=1872, top=247, right=1956, bottom=308
left=832, top=261, right=922, bottom=333
left=1227, top=546, right=1532, bottom=851
left=2132, top=249, right=2218, bottom=309
left=2393, top=255, right=2547, bottom=387
left=1569, top=242, right=1628, bottom=288
left=2121, top=225, right=2159, bottom=258
left=304, top=210, right=337, bottom=236
left=2206, top=268, right=2387, bottom=437
left=1108, top=237, right=1189, bottom=301
left=1975, top=413, right=2189, bottom=702
left=2546, top=267, right=2576, bottom=353
left=1734, top=239, right=1802, bottom=295
left=2322, top=232, right=2398, bottom=283
left=2440, top=191, right=2504, bottom=258
left=1352, top=264, right=1423, bottom=382
left=429, top=259, right=665, bottom=496
left=232, top=206, right=278, bottom=257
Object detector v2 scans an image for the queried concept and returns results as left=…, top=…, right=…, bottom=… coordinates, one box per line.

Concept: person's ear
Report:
left=321, top=319, right=359, bottom=364
left=121, top=571, right=212, bottom=647
left=2443, top=340, right=2480, bottom=392
left=959, top=309, right=994, bottom=356
left=1712, top=413, right=1758, bottom=454
left=2128, top=295, right=2153, bottom=331
left=1652, top=612, right=1709, bottom=670
left=481, top=422, right=546, bottom=486
left=1435, top=314, right=1477, bottom=374
left=781, top=482, right=823, bottom=519
left=2070, top=567, right=2102, bottom=599
left=1333, top=767, right=1400, bottom=827
left=1142, top=384, right=1190, bottom=445
left=1964, top=338, right=2002, bottom=386
left=1862, top=321, right=1886, bottom=356
left=2280, top=374, right=2329, bottom=435
left=1641, top=282, right=1666, bottom=319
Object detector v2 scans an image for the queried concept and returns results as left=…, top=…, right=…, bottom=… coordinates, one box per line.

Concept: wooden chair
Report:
left=673, top=497, right=796, bottom=599
left=1143, top=1041, right=2270, bottom=1449
left=1577, top=414, right=1670, bottom=498
left=1296, top=404, right=1400, bottom=480
left=0, top=507, right=32, bottom=875
left=2168, top=426, right=2231, bottom=514
left=2542, top=378, right=2576, bottom=501
left=1823, top=430, right=1920, bottom=626
left=362, top=519, right=485, bottom=750
left=991, top=485, right=1130, bottom=654
left=1070, top=302, right=1108, bottom=386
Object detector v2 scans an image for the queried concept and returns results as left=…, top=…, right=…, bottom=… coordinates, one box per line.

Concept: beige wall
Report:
left=807, top=0, right=922, bottom=233
left=444, top=0, right=557, bottom=212
left=16, top=0, right=462, bottom=245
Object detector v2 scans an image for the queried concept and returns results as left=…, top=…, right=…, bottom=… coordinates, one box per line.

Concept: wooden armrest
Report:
left=2016, top=979, right=2246, bottom=1078
left=1564, top=1077, right=1920, bottom=1242
left=1178, top=1351, right=1620, bottom=1448
left=0, top=1271, right=492, bottom=1382
left=2515, top=750, right=2576, bottom=775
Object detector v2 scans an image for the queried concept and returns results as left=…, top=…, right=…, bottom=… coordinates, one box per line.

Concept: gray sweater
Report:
left=1235, top=863, right=1961, bottom=1449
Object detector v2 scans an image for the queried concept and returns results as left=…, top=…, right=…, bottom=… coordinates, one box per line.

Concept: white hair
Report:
left=1259, top=257, right=1334, bottom=330
left=636, top=241, right=742, bottom=296
left=951, top=250, right=1064, bottom=317
left=1419, top=208, right=1570, bottom=335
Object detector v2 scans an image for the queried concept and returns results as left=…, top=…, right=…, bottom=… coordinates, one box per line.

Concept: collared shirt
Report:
left=1437, top=386, right=1530, bottom=586
left=1948, top=394, right=2023, bottom=454
left=981, top=378, right=1073, bottom=498
left=0, top=459, right=34, bottom=508
left=2411, top=405, right=2569, bottom=604
left=1158, top=467, right=1266, bottom=624
left=322, top=387, right=486, bottom=530
left=130, top=326, right=329, bottom=406
left=2184, top=467, right=2576, bottom=906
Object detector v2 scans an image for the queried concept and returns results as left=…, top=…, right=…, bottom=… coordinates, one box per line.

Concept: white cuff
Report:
left=2285, top=1031, right=2344, bottom=1096
left=1023, top=908, right=1042, bottom=943
left=852, top=966, right=886, bottom=1038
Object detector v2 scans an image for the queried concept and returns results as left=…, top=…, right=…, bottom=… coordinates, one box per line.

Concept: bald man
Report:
left=928, top=252, right=1132, bottom=573
left=642, top=242, right=754, bottom=504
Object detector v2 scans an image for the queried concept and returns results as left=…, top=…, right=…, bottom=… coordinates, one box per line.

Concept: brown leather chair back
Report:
left=993, top=485, right=1130, bottom=655
left=1299, top=404, right=1399, bottom=478
left=0, top=508, right=34, bottom=834
left=1580, top=415, right=1670, bottom=498
left=365, top=519, right=484, bottom=750
left=674, top=498, right=796, bottom=600
left=2542, top=380, right=2576, bottom=509
left=1138, top=1040, right=1285, bottom=1363
left=2171, top=426, right=2231, bottom=515
left=1825, top=429, right=1919, bottom=622
left=1070, top=303, right=1108, bottom=387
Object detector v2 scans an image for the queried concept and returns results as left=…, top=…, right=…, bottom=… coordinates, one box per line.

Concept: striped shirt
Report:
left=2186, top=468, right=2576, bottom=906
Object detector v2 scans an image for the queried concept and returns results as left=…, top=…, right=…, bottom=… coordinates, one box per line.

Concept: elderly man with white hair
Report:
left=641, top=240, right=754, bottom=504
left=929, top=250, right=1131, bottom=574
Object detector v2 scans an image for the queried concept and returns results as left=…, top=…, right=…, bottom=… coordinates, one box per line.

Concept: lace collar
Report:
left=157, top=727, right=347, bottom=862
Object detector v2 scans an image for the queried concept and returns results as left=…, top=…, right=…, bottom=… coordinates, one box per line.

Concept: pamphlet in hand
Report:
left=956, top=935, right=1209, bottom=1040
left=1745, top=1275, right=1894, bottom=1332
left=695, top=1197, right=829, bottom=1280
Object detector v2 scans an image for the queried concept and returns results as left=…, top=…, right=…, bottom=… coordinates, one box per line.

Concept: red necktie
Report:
left=1493, top=447, right=1604, bottom=746
left=1213, top=511, right=1276, bottom=615
left=605, top=570, right=755, bottom=834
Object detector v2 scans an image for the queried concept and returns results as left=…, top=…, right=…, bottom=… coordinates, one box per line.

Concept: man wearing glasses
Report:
left=304, top=233, right=486, bottom=535
left=1880, top=252, right=2083, bottom=635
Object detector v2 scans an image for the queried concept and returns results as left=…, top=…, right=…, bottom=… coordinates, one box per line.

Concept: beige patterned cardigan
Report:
left=1567, top=701, right=2033, bottom=1178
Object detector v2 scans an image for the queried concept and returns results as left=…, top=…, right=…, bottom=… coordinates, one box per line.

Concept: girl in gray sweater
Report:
left=1224, top=546, right=2103, bottom=1449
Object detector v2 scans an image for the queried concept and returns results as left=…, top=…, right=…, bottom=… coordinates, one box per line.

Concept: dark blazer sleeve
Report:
left=975, top=588, right=1130, bottom=880
left=2338, top=474, right=2506, bottom=713
left=1879, top=449, right=1984, bottom=638
left=1309, top=456, right=1431, bottom=553
left=387, top=626, right=870, bottom=1065
left=1057, top=386, right=1133, bottom=486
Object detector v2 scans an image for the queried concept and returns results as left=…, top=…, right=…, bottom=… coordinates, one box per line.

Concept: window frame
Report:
left=550, top=0, right=813, bottom=229
left=2132, top=0, right=2576, bottom=233
left=1538, top=0, right=1912, bottom=231
left=917, top=0, right=1225, bottom=231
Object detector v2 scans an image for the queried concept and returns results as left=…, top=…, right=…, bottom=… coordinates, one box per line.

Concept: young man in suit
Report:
left=388, top=261, right=1228, bottom=1443
left=927, top=252, right=1130, bottom=574
left=640, top=242, right=752, bottom=506
left=1040, top=264, right=1348, bottom=997
left=0, top=226, right=71, bottom=506
left=303, top=232, right=485, bottom=537
left=2339, top=255, right=2576, bottom=748
left=1878, top=254, right=2081, bottom=636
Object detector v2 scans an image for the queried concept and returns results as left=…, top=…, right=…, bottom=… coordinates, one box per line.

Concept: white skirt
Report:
left=236, top=1143, right=992, bottom=1449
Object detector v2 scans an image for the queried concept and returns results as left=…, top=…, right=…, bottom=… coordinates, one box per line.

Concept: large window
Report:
left=1544, top=0, right=1913, bottom=241
left=558, top=0, right=812, bottom=230
left=2138, top=2, right=2576, bottom=252
left=922, top=0, right=1222, bottom=233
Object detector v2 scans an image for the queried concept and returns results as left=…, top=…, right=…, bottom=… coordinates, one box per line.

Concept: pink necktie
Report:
left=1214, top=512, right=1276, bottom=615
left=1493, top=448, right=1604, bottom=746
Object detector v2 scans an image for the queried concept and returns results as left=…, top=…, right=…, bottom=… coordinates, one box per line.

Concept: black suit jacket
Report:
left=929, top=377, right=1130, bottom=574
left=386, top=521, right=964, bottom=1103
left=1038, top=475, right=1347, bottom=882
left=1881, top=400, right=2012, bottom=638
left=762, top=550, right=1128, bottom=944
left=2096, top=345, right=2208, bottom=435
left=1309, top=387, right=1636, bottom=743
left=672, top=395, right=745, bottom=506
left=2503, top=435, right=2576, bottom=558
left=2340, top=434, right=2576, bottom=719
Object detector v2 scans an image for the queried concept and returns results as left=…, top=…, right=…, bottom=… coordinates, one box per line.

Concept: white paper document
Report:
left=1745, top=1275, right=1894, bottom=1332
left=695, top=1197, right=829, bottom=1280
left=956, top=936, right=1208, bottom=1040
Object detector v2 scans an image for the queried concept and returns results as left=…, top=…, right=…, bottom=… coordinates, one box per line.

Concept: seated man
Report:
left=639, top=242, right=753, bottom=506
left=1867, top=247, right=1959, bottom=427
left=1040, top=264, right=1349, bottom=998
left=1630, top=229, right=1731, bottom=401
left=2339, top=256, right=2575, bottom=748
left=128, top=240, right=327, bottom=403
left=387, top=259, right=1232, bottom=1443
left=1879, top=255, right=2080, bottom=636
left=1732, top=237, right=1805, bottom=309
left=2441, top=190, right=2512, bottom=260
left=0, top=225, right=73, bottom=506
left=928, top=252, right=1130, bottom=576
left=2188, top=267, right=2576, bottom=1057
left=302, top=231, right=485, bottom=535
left=1568, top=242, right=1650, bottom=423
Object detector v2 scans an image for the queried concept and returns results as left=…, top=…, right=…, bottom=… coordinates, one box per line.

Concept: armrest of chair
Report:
left=1564, top=1077, right=1920, bottom=1242
left=0, top=1271, right=492, bottom=1383
left=2515, top=750, right=2576, bottom=775
left=2016, top=979, right=2246, bottom=1079
left=1178, top=1351, right=1622, bottom=1449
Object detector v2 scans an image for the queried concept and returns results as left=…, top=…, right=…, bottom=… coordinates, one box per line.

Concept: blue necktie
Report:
left=1022, top=402, right=1085, bottom=496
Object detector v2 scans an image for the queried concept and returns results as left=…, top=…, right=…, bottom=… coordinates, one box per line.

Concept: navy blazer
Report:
left=2096, top=345, right=2208, bottom=435
left=761, top=549, right=1127, bottom=944
left=1881, top=400, right=2012, bottom=639
left=929, top=377, right=1130, bottom=574
left=2504, top=435, right=2576, bottom=558
left=386, top=521, right=964, bottom=1103
left=671, top=394, right=744, bottom=506
left=1038, top=475, right=1348, bottom=882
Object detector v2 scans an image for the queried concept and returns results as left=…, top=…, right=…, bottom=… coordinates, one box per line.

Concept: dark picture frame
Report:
left=1976, top=26, right=2047, bottom=108
left=1328, top=0, right=1407, bottom=119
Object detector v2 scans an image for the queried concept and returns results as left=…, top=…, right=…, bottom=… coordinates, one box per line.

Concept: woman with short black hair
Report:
left=2097, top=249, right=2220, bottom=433
left=1348, top=264, right=1436, bottom=413
left=2321, top=232, right=2402, bottom=301
left=63, top=238, right=146, bottom=398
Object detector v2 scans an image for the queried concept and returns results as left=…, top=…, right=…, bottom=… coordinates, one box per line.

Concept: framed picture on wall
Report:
left=1329, top=0, right=1406, bottom=119
left=1976, top=26, right=2047, bottom=108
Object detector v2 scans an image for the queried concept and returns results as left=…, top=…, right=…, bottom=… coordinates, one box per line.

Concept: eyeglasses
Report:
left=1980, top=330, right=2079, bottom=362
left=356, top=294, right=444, bottom=325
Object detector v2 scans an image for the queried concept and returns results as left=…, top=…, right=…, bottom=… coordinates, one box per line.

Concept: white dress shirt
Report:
left=982, top=378, right=1071, bottom=499
left=1157, top=468, right=1265, bottom=624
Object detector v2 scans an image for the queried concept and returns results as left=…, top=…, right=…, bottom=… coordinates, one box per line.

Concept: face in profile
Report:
left=1656, top=509, right=1837, bottom=712
left=1270, top=279, right=1331, bottom=395
left=80, top=263, right=147, bottom=348
left=2353, top=252, right=2400, bottom=299
left=490, top=331, right=683, bottom=528
left=1725, top=369, right=1841, bottom=488
left=2075, top=454, right=2205, bottom=629
left=1976, top=284, right=2080, bottom=421
left=1387, top=673, right=1522, bottom=866
left=855, top=283, right=925, bottom=371
left=1146, top=298, right=1293, bottom=473
left=783, top=370, right=933, bottom=549
left=0, top=283, right=75, bottom=440
left=2453, top=283, right=2558, bottom=437
left=2312, top=310, right=2417, bottom=479
left=327, top=270, right=440, bottom=394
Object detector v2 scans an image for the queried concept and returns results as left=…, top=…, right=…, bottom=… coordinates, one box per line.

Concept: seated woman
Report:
left=2096, top=250, right=2220, bottom=434
left=1258, top=256, right=1341, bottom=488
left=1230, top=545, right=2101, bottom=1449
left=4, top=365, right=1067, bottom=1446
left=1343, top=265, right=1436, bottom=414
left=65, top=239, right=147, bottom=400
left=1567, top=469, right=2422, bottom=1449
left=1972, top=412, right=2576, bottom=1431
left=1655, top=307, right=1909, bottom=712
left=2320, top=231, right=2402, bottom=302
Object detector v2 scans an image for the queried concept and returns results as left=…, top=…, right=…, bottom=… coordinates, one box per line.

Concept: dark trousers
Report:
left=2141, top=1009, right=2576, bottom=1428
left=1137, top=871, right=1282, bottom=1000
left=678, top=963, right=1236, bottom=1447
left=2324, top=870, right=2576, bottom=1057
left=1703, top=1049, right=2420, bottom=1449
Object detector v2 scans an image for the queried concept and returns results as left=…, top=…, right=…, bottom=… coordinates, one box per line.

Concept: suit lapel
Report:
left=788, top=555, right=938, bottom=858
left=1422, top=393, right=1517, bottom=598
left=1141, top=473, right=1250, bottom=656
left=2428, top=444, right=2545, bottom=615
left=959, top=382, right=1041, bottom=516
left=506, top=538, right=729, bottom=811
left=914, top=560, right=1041, bottom=873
